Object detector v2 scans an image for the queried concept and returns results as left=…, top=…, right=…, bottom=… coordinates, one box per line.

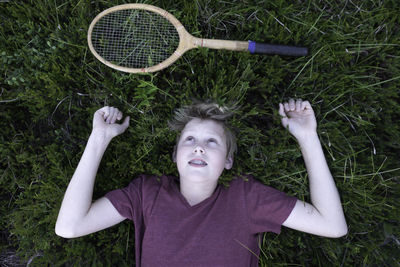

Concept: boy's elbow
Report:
left=330, top=223, right=348, bottom=238
left=55, top=229, right=78, bottom=239
left=55, top=222, right=78, bottom=239
left=55, top=229, right=73, bottom=239
left=330, top=229, right=347, bottom=238
left=337, top=226, right=348, bottom=237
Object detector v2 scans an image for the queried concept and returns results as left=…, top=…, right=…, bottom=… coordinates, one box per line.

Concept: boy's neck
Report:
left=179, top=178, right=218, bottom=206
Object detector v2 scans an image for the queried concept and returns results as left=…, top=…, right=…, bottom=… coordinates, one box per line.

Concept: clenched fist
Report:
left=92, top=106, right=130, bottom=141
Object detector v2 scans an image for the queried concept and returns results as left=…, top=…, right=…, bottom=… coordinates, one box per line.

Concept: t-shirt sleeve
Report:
left=105, top=177, right=143, bottom=221
left=244, top=176, right=297, bottom=234
left=104, top=174, right=161, bottom=222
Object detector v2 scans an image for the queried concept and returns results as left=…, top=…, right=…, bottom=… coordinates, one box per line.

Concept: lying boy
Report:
left=55, top=99, right=347, bottom=266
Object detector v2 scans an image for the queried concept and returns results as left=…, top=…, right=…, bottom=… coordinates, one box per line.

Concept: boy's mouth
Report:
left=188, top=159, right=208, bottom=167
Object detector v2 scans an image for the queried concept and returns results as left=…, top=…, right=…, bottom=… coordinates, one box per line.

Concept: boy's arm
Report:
left=279, top=99, right=348, bottom=238
left=55, top=107, right=130, bottom=238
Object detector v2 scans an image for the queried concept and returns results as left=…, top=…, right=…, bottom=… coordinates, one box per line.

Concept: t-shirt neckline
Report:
left=171, top=176, right=222, bottom=209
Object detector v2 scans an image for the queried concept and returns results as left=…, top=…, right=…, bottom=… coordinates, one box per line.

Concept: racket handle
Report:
left=248, top=41, right=308, bottom=56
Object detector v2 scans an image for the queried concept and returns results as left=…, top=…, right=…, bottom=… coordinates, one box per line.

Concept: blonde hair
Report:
left=168, top=100, right=237, bottom=159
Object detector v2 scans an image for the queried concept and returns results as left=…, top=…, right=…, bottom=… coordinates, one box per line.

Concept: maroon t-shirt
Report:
left=105, top=174, right=297, bottom=267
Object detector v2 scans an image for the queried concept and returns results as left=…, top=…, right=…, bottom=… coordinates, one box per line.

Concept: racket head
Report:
left=87, top=4, right=194, bottom=73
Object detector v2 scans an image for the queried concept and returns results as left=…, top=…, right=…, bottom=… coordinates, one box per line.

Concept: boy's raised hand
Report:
left=92, top=106, right=130, bottom=140
left=279, top=99, right=348, bottom=237
left=55, top=107, right=129, bottom=238
left=279, top=99, right=317, bottom=142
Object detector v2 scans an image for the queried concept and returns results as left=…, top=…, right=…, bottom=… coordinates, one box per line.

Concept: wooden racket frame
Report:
left=88, top=3, right=248, bottom=73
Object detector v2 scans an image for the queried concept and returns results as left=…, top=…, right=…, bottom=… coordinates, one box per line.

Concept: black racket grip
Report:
left=248, top=41, right=308, bottom=56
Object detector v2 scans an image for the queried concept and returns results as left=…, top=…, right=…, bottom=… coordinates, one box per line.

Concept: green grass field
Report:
left=1, top=0, right=399, bottom=266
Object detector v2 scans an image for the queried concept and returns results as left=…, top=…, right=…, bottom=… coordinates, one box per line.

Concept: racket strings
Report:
left=91, top=9, right=179, bottom=68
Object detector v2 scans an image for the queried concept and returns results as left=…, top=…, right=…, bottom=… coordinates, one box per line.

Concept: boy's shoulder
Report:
left=229, top=174, right=262, bottom=187
left=228, top=174, right=287, bottom=196
left=127, top=173, right=178, bottom=191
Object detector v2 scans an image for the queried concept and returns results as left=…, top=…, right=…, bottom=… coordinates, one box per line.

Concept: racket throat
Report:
left=192, top=37, right=248, bottom=52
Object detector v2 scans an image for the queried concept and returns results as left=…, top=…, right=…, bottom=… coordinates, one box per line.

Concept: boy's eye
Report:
left=186, top=136, right=194, bottom=141
left=208, top=138, right=217, bottom=144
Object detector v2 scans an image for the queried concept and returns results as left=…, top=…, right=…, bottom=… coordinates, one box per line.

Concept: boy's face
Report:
left=175, top=118, right=233, bottom=183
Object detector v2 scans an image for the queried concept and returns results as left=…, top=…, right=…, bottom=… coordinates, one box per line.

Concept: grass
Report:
left=1, top=0, right=399, bottom=266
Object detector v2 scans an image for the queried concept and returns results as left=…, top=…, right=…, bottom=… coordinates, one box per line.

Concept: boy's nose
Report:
left=193, top=146, right=205, bottom=154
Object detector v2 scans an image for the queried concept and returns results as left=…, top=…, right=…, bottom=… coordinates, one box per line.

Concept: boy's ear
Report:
left=172, top=145, right=177, bottom=163
left=225, top=156, right=233, bottom=170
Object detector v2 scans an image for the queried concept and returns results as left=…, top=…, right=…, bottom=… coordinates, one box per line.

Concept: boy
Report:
left=55, top=99, right=347, bottom=266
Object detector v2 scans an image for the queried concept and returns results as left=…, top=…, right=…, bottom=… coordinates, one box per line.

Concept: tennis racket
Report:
left=88, top=4, right=308, bottom=73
